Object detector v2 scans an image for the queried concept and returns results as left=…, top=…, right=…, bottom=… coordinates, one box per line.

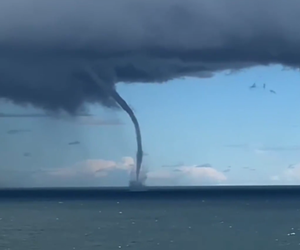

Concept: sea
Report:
left=0, top=187, right=300, bottom=249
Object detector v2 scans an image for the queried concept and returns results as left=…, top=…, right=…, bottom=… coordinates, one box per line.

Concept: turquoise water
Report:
left=0, top=199, right=299, bottom=249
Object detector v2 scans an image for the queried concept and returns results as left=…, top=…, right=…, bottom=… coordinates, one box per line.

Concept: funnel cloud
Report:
left=84, top=66, right=143, bottom=180
left=1, top=0, right=300, bottom=179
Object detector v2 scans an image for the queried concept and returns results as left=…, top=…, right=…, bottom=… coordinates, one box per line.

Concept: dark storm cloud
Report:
left=0, top=113, right=91, bottom=118
left=0, top=0, right=300, bottom=112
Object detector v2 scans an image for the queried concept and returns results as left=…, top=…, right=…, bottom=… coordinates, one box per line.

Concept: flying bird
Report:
left=7, top=129, right=31, bottom=134
left=196, top=164, right=212, bottom=168
left=24, top=152, right=31, bottom=157
left=270, top=90, right=276, bottom=94
left=68, top=141, right=80, bottom=145
left=263, top=83, right=266, bottom=89
left=249, top=83, right=256, bottom=89
left=162, top=162, right=184, bottom=168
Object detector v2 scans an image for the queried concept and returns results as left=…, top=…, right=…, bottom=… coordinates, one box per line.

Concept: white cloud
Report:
left=8, top=157, right=300, bottom=187
left=148, top=165, right=227, bottom=185
left=28, top=157, right=227, bottom=187
left=48, top=160, right=115, bottom=178
left=270, top=164, right=300, bottom=184
left=44, top=157, right=133, bottom=179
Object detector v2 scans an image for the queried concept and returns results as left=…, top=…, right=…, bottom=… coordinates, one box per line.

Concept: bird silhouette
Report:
left=249, top=83, right=256, bottom=89
left=68, top=141, right=80, bottom=145
left=263, top=83, right=266, bottom=89
left=7, top=129, right=31, bottom=134
left=270, top=90, right=276, bottom=94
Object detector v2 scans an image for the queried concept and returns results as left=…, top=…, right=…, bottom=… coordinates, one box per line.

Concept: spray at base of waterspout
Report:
left=129, top=164, right=147, bottom=191
left=129, top=178, right=147, bottom=191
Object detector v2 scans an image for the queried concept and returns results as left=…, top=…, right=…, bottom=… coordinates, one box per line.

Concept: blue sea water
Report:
left=0, top=198, right=300, bottom=249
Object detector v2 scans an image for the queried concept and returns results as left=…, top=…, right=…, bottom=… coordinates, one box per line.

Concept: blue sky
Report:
left=1, top=65, right=300, bottom=186
left=118, top=65, right=300, bottom=180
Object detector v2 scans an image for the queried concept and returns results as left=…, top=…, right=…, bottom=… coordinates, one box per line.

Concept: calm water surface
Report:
left=0, top=199, right=300, bottom=249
